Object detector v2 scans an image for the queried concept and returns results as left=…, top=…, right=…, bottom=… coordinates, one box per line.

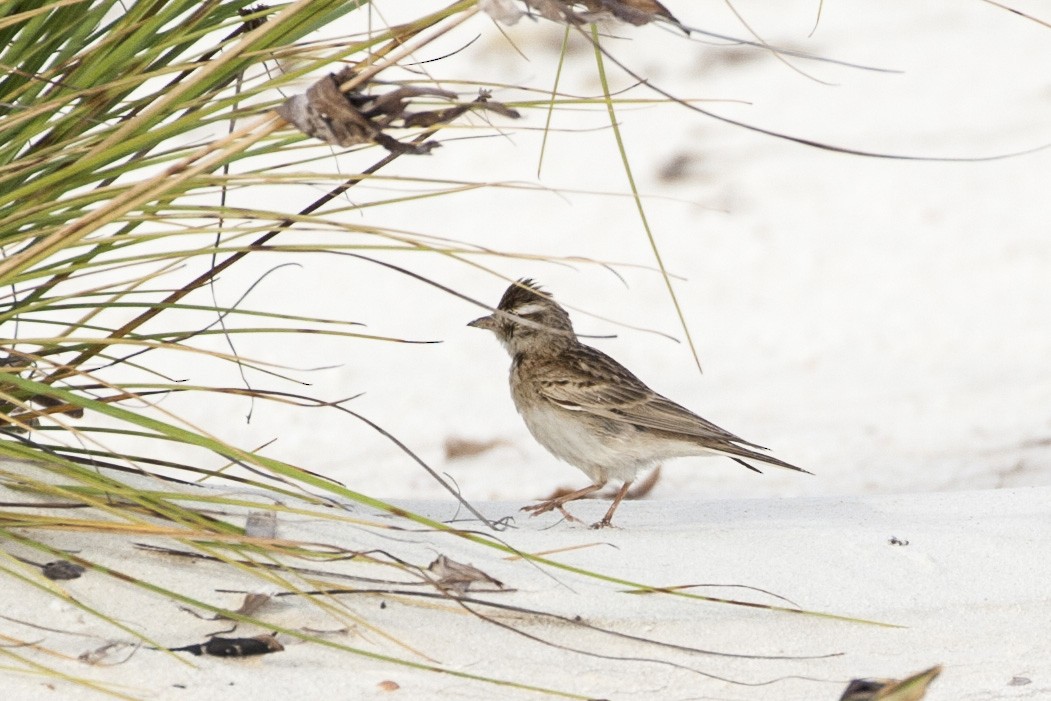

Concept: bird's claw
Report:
left=521, top=500, right=582, bottom=523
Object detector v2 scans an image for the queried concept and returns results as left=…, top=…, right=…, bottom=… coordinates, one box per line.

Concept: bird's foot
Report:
left=521, top=499, right=582, bottom=524
left=589, top=517, right=615, bottom=530
left=521, top=483, right=605, bottom=525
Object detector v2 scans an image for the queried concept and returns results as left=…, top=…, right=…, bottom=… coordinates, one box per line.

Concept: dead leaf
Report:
left=221, top=592, right=273, bottom=619
left=546, top=466, right=660, bottom=501
left=581, top=0, right=683, bottom=28
left=181, top=592, right=275, bottom=621
left=426, top=555, right=504, bottom=595
left=515, top=0, right=687, bottom=32
left=443, top=436, right=509, bottom=460
left=78, top=642, right=138, bottom=666
left=839, top=666, right=942, bottom=701
left=523, top=0, right=572, bottom=23
left=377, top=680, right=400, bottom=691
left=278, top=68, right=519, bottom=153
left=26, top=393, right=85, bottom=419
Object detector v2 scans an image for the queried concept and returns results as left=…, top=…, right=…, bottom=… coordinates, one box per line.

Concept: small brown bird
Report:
left=469, top=279, right=809, bottom=528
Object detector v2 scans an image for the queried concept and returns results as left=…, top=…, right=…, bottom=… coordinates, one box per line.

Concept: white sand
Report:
left=3, top=465, right=1048, bottom=700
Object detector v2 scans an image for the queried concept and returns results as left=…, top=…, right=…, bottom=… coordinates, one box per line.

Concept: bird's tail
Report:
left=721, top=443, right=812, bottom=475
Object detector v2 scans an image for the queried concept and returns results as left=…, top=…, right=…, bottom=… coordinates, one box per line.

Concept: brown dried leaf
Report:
left=27, top=393, right=85, bottom=419
left=365, top=85, right=458, bottom=118
left=546, top=466, right=660, bottom=500
left=277, top=72, right=376, bottom=148
left=377, top=680, right=400, bottom=691
left=443, top=435, right=509, bottom=460
left=427, top=555, right=504, bottom=595
left=526, top=0, right=586, bottom=24
left=226, top=592, right=273, bottom=619
left=839, top=666, right=942, bottom=701
left=78, top=642, right=138, bottom=666
left=583, top=0, right=682, bottom=27
left=278, top=69, right=517, bottom=153
left=519, top=0, right=685, bottom=30
left=400, top=91, right=520, bottom=128
left=626, top=464, right=661, bottom=499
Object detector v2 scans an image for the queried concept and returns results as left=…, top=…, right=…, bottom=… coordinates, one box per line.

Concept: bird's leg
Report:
left=522, top=482, right=605, bottom=523
left=591, top=480, right=633, bottom=529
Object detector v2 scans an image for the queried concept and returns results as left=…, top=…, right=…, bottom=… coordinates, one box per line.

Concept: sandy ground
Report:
left=2, top=464, right=1048, bottom=700
left=4, top=1, right=1051, bottom=699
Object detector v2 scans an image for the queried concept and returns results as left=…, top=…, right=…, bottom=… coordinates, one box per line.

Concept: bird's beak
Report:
left=467, top=314, right=496, bottom=330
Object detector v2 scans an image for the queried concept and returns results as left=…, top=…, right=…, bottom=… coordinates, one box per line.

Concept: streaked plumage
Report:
left=469, top=279, right=808, bottom=528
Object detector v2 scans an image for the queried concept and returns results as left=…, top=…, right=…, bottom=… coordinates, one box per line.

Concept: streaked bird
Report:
left=469, top=279, right=809, bottom=528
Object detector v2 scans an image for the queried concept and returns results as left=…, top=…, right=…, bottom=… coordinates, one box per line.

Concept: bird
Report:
left=468, top=278, right=809, bottom=528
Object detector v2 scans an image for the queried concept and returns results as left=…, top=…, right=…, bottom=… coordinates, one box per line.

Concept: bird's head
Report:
left=468, top=278, right=575, bottom=355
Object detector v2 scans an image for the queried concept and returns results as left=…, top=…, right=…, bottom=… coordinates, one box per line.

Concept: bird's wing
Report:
left=535, top=345, right=760, bottom=447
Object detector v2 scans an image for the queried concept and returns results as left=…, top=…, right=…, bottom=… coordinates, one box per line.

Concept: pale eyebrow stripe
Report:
left=512, top=302, right=548, bottom=316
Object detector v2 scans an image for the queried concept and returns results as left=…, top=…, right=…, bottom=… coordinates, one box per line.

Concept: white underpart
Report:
left=517, top=401, right=722, bottom=485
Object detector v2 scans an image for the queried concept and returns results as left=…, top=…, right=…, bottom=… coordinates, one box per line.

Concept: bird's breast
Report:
left=511, top=390, right=657, bottom=484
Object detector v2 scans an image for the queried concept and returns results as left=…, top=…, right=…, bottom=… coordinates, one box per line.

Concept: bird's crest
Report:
left=497, top=278, right=550, bottom=312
